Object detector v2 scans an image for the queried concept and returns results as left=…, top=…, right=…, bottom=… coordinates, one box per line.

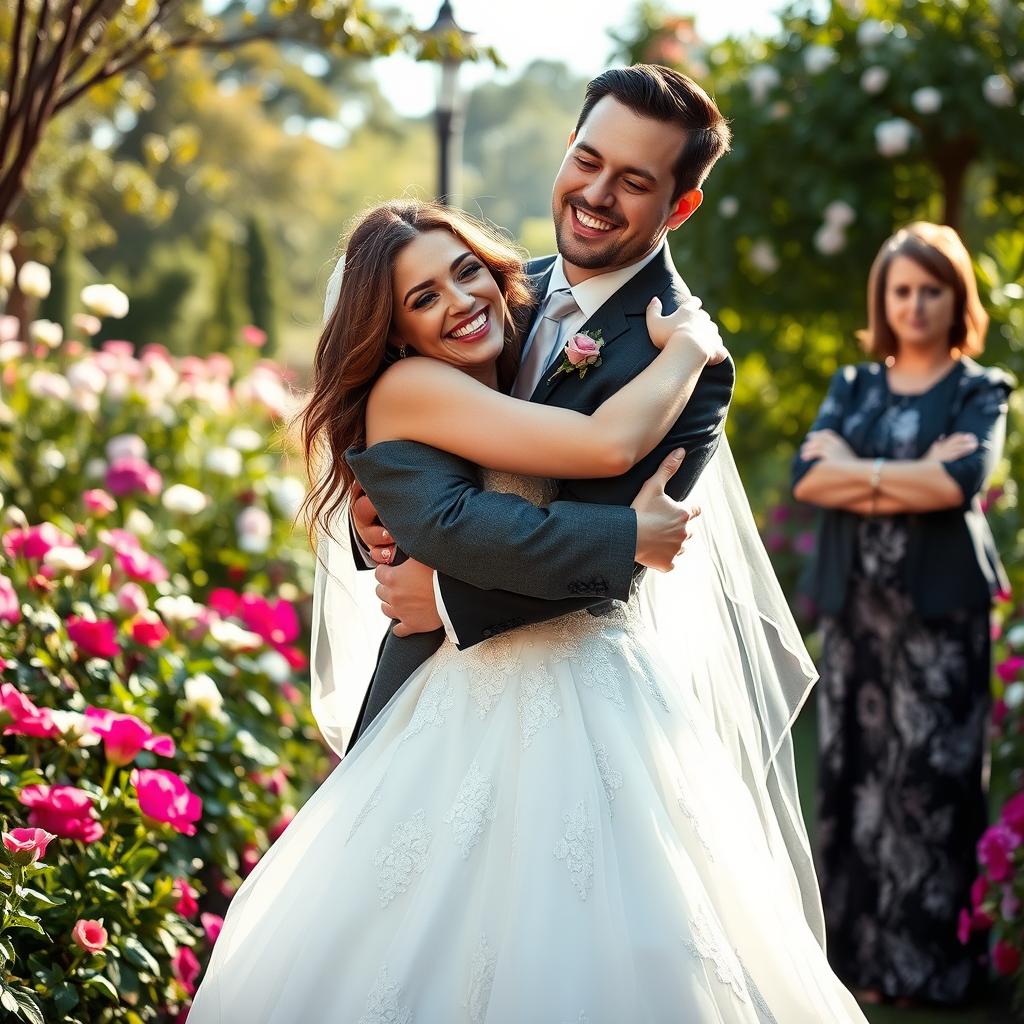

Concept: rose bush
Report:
left=0, top=250, right=330, bottom=1022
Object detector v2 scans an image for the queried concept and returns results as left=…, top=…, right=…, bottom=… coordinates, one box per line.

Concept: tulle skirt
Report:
left=189, top=607, right=866, bottom=1023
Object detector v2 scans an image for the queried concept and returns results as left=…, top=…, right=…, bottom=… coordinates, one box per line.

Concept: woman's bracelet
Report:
left=868, top=457, right=885, bottom=515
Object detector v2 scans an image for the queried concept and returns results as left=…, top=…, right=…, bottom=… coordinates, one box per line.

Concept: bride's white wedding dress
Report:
left=189, top=472, right=867, bottom=1024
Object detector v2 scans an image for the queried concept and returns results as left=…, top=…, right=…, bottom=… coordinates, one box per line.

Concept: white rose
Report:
left=814, top=224, right=847, bottom=255
left=125, top=508, right=154, bottom=537
left=226, top=426, right=263, bottom=453
left=27, top=370, right=71, bottom=402
left=824, top=200, right=856, bottom=228
left=748, top=240, right=779, bottom=275
left=70, top=391, right=100, bottom=414
left=209, top=618, right=262, bottom=652
left=1006, top=623, right=1024, bottom=648
left=162, top=483, right=209, bottom=515
left=857, top=19, right=888, bottom=49
left=0, top=341, right=26, bottom=362
left=0, top=251, right=14, bottom=291
left=183, top=674, right=226, bottom=718
left=911, top=87, right=942, bottom=115
left=983, top=75, right=1015, bottom=108
left=1005, top=681, right=1024, bottom=710
left=205, top=446, right=243, bottom=477
left=718, top=196, right=739, bottom=218
left=804, top=45, right=837, bottom=75
left=50, top=709, right=102, bottom=747
left=39, top=447, right=65, bottom=472
left=72, top=313, right=102, bottom=337
left=236, top=506, right=272, bottom=554
left=29, top=320, right=63, bottom=349
left=860, top=66, right=889, bottom=95
left=875, top=117, right=914, bottom=157
left=154, top=594, right=204, bottom=623
left=80, top=282, right=129, bottom=319
left=43, top=545, right=96, bottom=573
left=17, top=261, right=50, bottom=299
left=106, top=433, right=147, bottom=462
left=747, top=65, right=781, bottom=105
left=66, top=360, right=107, bottom=395
left=85, top=457, right=107, bottom=480
left=257, top=649, right=292, bottom=685
left=268, top=477, right=306, bottom=521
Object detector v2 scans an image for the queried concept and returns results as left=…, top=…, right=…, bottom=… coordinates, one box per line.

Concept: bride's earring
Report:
left=399, top=344, right=407, bottom=359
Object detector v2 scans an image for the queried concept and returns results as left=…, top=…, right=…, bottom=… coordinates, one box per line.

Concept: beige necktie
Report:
left=513, top=288, right=580, bottom=399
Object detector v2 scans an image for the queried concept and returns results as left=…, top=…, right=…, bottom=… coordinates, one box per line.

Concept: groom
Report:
left=346, top=64, right=734, bottom=744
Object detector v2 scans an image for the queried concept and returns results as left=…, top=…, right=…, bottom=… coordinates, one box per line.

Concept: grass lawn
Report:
left=790, top=703, right=1017, bottom=1023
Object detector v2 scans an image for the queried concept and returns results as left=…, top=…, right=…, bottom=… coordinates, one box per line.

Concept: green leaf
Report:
left=20, top=887, right=64, bottom=907
left=53, top=981, right=79, bottom=1014
left=125, top=846, right=160, bottom=877
left=84, top=974, right=120, bottom=1003
left=11, top=988, right=45, bottom=1024
left=120, top=936, right=160, bottom=976
left=0, top=987, right=20, bottom=1014
left=8, top=913, right=45, bottom=935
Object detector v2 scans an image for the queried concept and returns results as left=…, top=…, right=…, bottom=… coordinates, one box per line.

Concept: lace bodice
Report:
left=480, top=470, right=558, bottom=508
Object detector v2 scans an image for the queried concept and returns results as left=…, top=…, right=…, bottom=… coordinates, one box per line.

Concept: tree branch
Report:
left=0, top=0, right=31, bottom=162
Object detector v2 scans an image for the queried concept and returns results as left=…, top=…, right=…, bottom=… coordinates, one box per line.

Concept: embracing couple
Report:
left=189, top=65, right=869, bottom=1022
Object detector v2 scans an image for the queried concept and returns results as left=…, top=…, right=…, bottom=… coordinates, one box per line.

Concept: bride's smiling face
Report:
left=390, top=229, right=507, bottom=378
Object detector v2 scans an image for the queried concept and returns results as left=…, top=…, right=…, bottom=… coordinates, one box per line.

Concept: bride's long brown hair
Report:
left=299, top=200, right=534, bottom=547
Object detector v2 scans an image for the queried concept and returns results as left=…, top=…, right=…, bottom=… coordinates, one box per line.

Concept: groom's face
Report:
left=551, top=96, right=700, bottom=281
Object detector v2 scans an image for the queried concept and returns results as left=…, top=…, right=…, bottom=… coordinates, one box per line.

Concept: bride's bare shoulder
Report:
left=365, top=358, right=478, bottom=441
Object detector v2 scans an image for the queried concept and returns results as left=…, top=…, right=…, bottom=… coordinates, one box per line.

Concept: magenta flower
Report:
left=957, top=908, right=972, bottom=945
left=85, top=707, right=175, bottom=765
left=239, top=593, right=300, bottom=648
left=0, top=574, right=20, bottom=624
left=2, top=826, right=57, bottom=865
left=2, top=522, right=73, bottom=561
left=201, top=912, right=224, bottom=945
left=0, top=683, right=57, bottom=738
left=67, top=616, right=120, bottom=660
left=174, top=877, right=199, bottom=917
left=996, top=656, right=1024, bottom=683
left=83, top=489, right=117, bottom=516
left=117, top=582, right=148, bottom=615
left=130, top=611, right=169, bottom=649
left=993, top=940, right=1022, bottom=976
left=71, top=919, right=108, bottom=953
left=18, top=784, right=104, bottom=843
left=132, top=768, right=202, bottom=836
left=172, top=946, right=201, bottom=996
left=977, top=823, right=1021, bottom=883
left=116, top=547, right=169, bottom=584
left=241, top=325, right=267, bottom=347
left=207, top=588, right=240, bottom=618
left=1003, top=792, right=1024, bottom=835
left=105, top=457, right=162, bottom=498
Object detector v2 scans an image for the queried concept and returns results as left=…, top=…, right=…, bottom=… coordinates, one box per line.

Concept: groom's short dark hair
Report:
left=575, top=64, right=731, bottom=200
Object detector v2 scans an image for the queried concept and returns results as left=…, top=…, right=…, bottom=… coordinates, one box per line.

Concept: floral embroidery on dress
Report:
left=357, top=965, right=412, bottom=1024
left=554, top=799, right=596, bottom=900
left=465, top=933, right=497, bottom=1023
left=347, top=775, right=385, bottom=845
left=374, top=810, right=432, bottom=907
left=685, top=904, right=748, bottom=1002
left=400, top=675, right=455, bottom=743
left=676, top=775, right=714, bottom=860
left=444, top=761, right=497, bottom=859
left=592, top=742, right=623, bottom=814
left=547, top=612, right=625, bottom=709
left=465, top=634, right=520, bottom=718
left=518, top=664, right=561, bottom=749
left=742, top=963, right=779, bottom=1023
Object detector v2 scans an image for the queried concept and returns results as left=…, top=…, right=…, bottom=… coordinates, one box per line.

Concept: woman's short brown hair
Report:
left=859, top=221, right=989, bottom=359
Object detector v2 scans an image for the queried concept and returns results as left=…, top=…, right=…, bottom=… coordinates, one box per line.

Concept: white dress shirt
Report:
left=433, top=244, right=667, bottom=645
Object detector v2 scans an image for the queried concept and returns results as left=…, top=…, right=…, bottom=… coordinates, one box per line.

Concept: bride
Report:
left=188, top=200, right=868, bottom=1023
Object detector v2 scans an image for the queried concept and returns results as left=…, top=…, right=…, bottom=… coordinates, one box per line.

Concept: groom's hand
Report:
left=631, top=449, right=701, bottom=572
left=374, top=558, right=443, bottom=637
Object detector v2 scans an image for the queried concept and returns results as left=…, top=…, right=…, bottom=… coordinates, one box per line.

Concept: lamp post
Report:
left=425, top=1, right=472, bottom=206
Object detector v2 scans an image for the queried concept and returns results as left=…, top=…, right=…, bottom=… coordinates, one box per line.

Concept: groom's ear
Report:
left=565, top=129, right=577, bottom=151
left=666, top=189, right=702, bottom=231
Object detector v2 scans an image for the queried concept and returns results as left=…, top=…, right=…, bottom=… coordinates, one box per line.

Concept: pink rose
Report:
left=996, top=656, right=1024, bottom=684
left=201, top=912, right=224, bottom=945
left=116, top=548, right=169, bottom=584
left=85, top=707, right=175, bottom=765
left=71, top=918, right=108, bottom=953
left=83, top=489, right=117, bottom=516
left=132, top=768, right=202, bottom=835
left=239, top=593, right=300, bottom=647
left=269, top=808, right=294, bottom=843
left=241, top=843, right=260, bottom=876
left=18, top=784, right=104, bottom=843
left=174, top=877, right=199, bottom=917
left=565, top=333, right=601, bottom=367
left=2, top=523, right=73, bottom=561
left=117, top=583, right=149, bottom=615
left=978, top=823, right=1021, bottom=883
left=281, top=682, right=302, bottom=704
left=207, top=589, right=240, bottom=618
left=1002, top=792, right=1024, bottom=835
left=130, top=611, right=169, bottom=649
left=105, top=457, right=162, bottom=498
left=67, top=616, right=120, bottom=660
left=241, top=325, right=267, bottom=348
left=2, top=826, right=57, bottom=865
left=172, top=946, right=201, bottom=995
left=971, top=875, right=989, bottom=911
left=0, top=574, right=20, bottom=624
left=993, top=940, right=1022, bottom=976
left=957, top=908, right=972, bottom=945
left=0, top=683, right=57, bottom=738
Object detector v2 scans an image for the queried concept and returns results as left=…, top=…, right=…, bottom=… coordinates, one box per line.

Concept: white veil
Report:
left=309, top=254, right=824, bottom=943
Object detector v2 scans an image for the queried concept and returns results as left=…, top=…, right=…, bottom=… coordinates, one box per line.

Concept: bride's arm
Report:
left=365, top=299, right=724, bottom=480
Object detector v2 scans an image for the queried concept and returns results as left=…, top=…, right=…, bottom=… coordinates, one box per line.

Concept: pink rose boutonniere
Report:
left=548, top=329, right=605, bottom=383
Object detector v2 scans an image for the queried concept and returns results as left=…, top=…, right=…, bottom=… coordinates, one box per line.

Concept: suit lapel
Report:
left=530, top=245, right=681, bottom=406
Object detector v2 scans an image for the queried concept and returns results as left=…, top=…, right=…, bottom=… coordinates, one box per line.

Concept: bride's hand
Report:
left=631, top=449, right=701, bottom=572
left=645, top=296, right=728, bottom=365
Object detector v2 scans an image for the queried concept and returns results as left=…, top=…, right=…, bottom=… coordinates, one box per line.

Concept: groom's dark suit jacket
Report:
left=345, top=245, right=735, bottom=746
